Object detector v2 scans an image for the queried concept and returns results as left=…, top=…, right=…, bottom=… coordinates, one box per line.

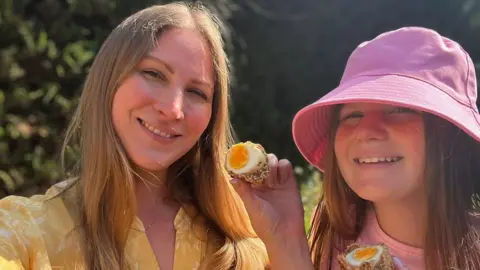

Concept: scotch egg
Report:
left=338, top=243, right=394, bottom=270
left=225, top=141, right=269, bottom=184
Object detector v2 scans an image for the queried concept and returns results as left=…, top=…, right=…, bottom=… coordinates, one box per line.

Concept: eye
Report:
left=339, top=111, right=363, bottom=122
left=187, top=88, right=208, bottom=101
left=141, top=69, right=166, bottom=81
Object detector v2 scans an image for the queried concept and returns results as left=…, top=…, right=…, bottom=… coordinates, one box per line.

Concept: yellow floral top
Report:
left=0, top=181, right=207, bottom=270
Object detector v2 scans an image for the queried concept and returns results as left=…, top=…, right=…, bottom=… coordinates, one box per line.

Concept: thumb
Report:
left=230, top=178, right=262, bottom=214
left=277, top=159, right=295, bottom=187
left=230, top=178, right=281, bottom=240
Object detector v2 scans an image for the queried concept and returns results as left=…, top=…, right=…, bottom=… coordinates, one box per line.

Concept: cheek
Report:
left=112, top=76, right=156, bottom=132
left=408, top=128, right=426, bottom=173
left=401, top=121, right=424, bottom=155
left=111, top=88, right=129, bottom=132
left=334, top=129, right=351, bottom=166
left=113, top=77, right=155, bottom=115
left=185, top=105, right=212, bottom=135
left=394, top=121, right=426, bottom=176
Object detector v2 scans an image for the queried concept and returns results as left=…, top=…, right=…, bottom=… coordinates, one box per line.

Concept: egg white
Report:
left=345, top=245, right=383, bottom=266
left=226, top=144, right=266, bottom=174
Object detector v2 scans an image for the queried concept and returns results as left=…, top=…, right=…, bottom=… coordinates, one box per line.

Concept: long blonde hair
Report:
left=61, top=2, right=268, bottom=269
left=309, top=105, right=480, bottom=269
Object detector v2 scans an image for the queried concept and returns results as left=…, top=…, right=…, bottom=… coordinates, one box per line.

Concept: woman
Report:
left=232, top=26, right=480, bottom=269
left=0, top=2, right=268, bottom=269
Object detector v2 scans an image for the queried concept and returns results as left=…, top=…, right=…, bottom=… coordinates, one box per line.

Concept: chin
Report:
left=353, top=188, right=396, bottom=203
left=125, top=146, right=194, bottom=174
left=129, top=156, right=173, bottom=172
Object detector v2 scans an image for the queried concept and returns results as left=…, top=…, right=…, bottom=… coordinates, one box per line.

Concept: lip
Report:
left=137, top=118, right=181, bottom=135
left=137, top=118, right=181, bottom=144
left=353, top=156, right=404, bottom=165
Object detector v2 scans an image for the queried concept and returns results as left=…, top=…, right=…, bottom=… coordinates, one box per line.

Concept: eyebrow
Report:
left=144, top=54, right=214, bottom=90
left=144, top=55, right=175, bottom=74
left=192, top=78, right=214, bottom=89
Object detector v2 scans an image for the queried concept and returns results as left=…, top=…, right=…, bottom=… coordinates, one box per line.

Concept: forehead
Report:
left=148, top=28, right=214, bottom=79
left=155, top=28, right=209, bottom=57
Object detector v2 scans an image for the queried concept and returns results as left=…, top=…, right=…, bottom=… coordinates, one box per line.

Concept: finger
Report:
left=230, top=178, right=262, bottom=215
left=264, top=153, right=279, bottom=188
left=277, top=159, right=295, bottom=187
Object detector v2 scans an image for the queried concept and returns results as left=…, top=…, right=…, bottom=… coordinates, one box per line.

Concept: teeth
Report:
left=357, top=157, right=401, bottom=164
left=140, top=120, right=174, bottom=138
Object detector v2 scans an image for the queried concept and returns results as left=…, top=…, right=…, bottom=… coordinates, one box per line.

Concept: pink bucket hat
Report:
left=292, top=26, right=480, bottom=171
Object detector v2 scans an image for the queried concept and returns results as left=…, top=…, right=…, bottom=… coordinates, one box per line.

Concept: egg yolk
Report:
left=229, top=144, right=249, bottom=169
left=353, top=247, right=378, bottom=261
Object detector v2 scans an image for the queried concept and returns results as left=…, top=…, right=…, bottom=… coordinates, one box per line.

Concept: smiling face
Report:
left=111, top=27, right=214, bottom=174
left=333, top=103, right=426, bottom=202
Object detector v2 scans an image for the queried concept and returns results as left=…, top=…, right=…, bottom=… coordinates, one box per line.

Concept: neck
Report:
left=373, top=194, right=427, bottom=248
left=135, top=168, right=169, bottom=201
left=134, top=168, right=180, bottom=224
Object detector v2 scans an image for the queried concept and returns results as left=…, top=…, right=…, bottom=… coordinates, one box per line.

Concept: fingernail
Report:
left=230, top=178, right=238, bottom=184
left=392, top=257, right=405, bottom=269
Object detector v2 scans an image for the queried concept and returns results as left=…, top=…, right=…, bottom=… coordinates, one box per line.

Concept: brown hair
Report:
left=61, top=2, right=267, bottom=269
left=309, top=105, right=480, bottom=269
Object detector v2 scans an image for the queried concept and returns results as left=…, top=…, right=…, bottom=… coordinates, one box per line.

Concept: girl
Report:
left=232, top=26, right=480, bottom=270
left=0, top=2, right=268, bottom=270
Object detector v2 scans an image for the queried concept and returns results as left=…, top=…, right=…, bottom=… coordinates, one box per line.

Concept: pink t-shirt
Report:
left=331, top=209, right=424, bottom=270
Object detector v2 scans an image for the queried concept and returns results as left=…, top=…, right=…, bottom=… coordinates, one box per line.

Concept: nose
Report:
left=152, top=88, right=185, bottom=121
left=354, top=113, right=388, bottom=142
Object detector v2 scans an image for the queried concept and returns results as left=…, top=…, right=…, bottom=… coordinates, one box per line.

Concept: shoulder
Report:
left=0, top=192, right=49, bottom=268
left=0, top=179, right=81, bottom=241
left=0, top=179, right=83, bottom=269
left=0, top=193, right=45, bottom=225
left=1, top=179, right=77, bottom=214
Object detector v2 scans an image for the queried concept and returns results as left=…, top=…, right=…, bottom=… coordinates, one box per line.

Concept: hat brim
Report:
left=292, top=74, right=480, bottom=171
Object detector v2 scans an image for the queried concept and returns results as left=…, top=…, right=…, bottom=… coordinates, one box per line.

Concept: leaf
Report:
left=54, top=95, right=72, bottom=111
left=42, top=83, right=59, bottom=104
left=9, top=62, right=25, bottom=80
left=18, top=22, right=36, bottom=54
left=47, top=41, right=58, bottom=59
left=9, top=168, right=25, bottom=186
left=28, top=89, right=45, bottom=100
left=37, top=31, right=48, bottom=53
left=0, top=170, right=15, bottom=193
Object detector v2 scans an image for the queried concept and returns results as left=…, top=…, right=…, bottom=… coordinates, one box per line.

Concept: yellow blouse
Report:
left=0, top=181, right=206, bottom=270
